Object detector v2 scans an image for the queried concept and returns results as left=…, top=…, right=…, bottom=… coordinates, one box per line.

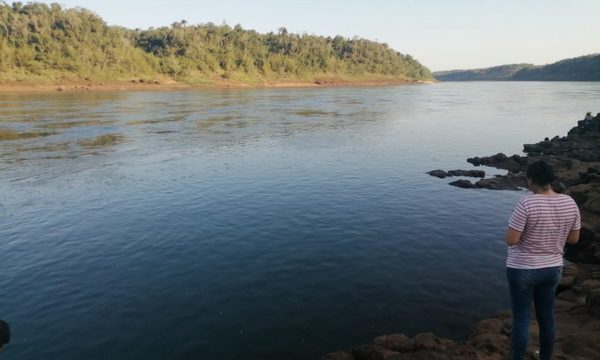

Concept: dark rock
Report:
left=565, top=184, right=593, bottom=205
left=447, top=170, right=485, bottom=178
left=387, top=352, right=450, bottom=360
left=557, top=275, right=576, bottom=293
left=556, top=288, right=586, bottom=305
left=475, top=177, right=524, bottom=191
left=584, top=195, right=600, bottom=214
left=449, top=179, right=476, bottom=189
left=510, top=154, right=528, bottom=166
left=374, top=334, right=414, bottom=352
left=468, top=333, right=508, bottom=354
left=466, top=153, right=524, bottom=172
left=352, top=344, right=399, bottom=360
left=565, top=226, right=600, bottom=264
left=427, top=170, right=448, bottom=178
left=587, top=289, right=600, bottom=317
left=523, top=143, right=545, bottom=154
left=323, top=351, right=355, bottom=360
left=470, top=319, right=503, bottom=336
left=413, top=333, right=454, bottom=352
left=551, top=180, right=567, bottom=193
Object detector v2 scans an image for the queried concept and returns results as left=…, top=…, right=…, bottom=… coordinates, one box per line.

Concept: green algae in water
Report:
left=78, top=134, right=124, bottom=148
left=0, top=128, right=55, bottom=141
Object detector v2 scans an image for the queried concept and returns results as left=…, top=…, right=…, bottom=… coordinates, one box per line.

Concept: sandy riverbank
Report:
left=0, top=78, right=433, bottom=93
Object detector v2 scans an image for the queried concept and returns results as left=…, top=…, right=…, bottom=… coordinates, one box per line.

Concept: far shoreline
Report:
left=0, top=78, right=435, bottom=93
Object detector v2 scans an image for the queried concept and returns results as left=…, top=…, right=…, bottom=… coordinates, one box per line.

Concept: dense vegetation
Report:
left=0, top=2, right=433, bottom=84
left=511, top=54, right=600, bottom=81
left=433, top=54, right=600, bottom=81
left=433, top=64, right=534, bottom=81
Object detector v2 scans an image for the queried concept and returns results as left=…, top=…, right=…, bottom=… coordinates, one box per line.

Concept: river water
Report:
left=1, top=82, right=599, bottom=359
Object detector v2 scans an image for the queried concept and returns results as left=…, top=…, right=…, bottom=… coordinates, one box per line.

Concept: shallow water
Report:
left=1, top=82, right=599, bottom=359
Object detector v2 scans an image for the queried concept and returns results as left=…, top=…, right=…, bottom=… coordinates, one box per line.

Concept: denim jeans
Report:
left=506, top=266, right=562, bottom=360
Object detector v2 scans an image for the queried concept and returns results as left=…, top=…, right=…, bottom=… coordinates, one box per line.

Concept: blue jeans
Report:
left=506, top=266, right=562, bottom=360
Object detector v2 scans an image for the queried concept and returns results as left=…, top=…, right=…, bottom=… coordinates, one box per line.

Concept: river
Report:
left=1, top=82, right=599, bottom=359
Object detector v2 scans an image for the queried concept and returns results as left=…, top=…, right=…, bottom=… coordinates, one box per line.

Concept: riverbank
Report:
left=0, top=78, right=433, bottom=93
left=324, top=114, right=600, bottom=360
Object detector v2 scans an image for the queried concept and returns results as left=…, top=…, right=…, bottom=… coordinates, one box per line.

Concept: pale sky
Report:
left=43, top=0, right=600, bottom=71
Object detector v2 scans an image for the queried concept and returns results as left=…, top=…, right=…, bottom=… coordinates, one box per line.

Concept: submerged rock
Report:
left=449, top=179, right=476, bottom=189
left=427, top=170, right=449, bottom=178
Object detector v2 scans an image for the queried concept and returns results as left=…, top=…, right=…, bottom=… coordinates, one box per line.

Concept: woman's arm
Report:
left=505, top=228, right=522, bottom=246
left=566, top=229, right=580, bottom=244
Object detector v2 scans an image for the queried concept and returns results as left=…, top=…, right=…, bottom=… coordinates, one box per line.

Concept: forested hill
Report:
left=433, top=54, right=600, bottom=81
left=433, top=64, right=534, bottom=81
left=0, top=2, right=433, bottom=84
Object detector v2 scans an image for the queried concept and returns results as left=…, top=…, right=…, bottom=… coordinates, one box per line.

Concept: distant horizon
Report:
left=21, top=0, right=600, bottom=71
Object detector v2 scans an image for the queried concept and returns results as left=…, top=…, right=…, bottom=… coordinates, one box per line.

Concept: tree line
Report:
left=433, top=55, right=600, bottom=81
left=0, top=2, right=433, bottom=83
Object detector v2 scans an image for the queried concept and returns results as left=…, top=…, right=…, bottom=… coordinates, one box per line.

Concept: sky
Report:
left=37, top=0, right=600, bottom=71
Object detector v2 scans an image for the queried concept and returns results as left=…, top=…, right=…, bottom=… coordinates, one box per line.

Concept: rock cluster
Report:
left=326, top=114, right=600, bottom=360
left=427, top=170, right=486, bottom=178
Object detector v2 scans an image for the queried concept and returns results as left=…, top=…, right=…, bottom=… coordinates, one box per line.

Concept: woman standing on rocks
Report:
left=505, top=160, right=581, bottom=360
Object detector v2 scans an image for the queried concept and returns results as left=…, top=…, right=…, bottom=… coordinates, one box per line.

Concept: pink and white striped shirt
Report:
left=507, top=193, right=581, bottom=269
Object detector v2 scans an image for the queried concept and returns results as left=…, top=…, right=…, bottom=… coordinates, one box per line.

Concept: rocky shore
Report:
left=323, top=114, right=600, bottom=360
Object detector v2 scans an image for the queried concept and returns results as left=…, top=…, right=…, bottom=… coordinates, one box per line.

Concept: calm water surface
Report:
left=1, top=82, right=599, bottom=359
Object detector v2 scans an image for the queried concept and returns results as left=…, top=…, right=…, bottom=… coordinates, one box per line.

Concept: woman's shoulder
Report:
left=555, top=193, right=579, bottom=206
left=521, top=193, right=577, bottom=205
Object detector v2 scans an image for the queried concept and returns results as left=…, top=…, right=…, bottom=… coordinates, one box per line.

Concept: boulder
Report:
left=427, top=170, right=448, bottom=178
left=470, top=319, right=503, bottom=336
left=449, top=180, right=477, bottom=189
left=413, top=333, right=455, bottom=352
left=468, top=333, right=508, bottom=354
left=448, top=170, right=485, bottom=178
left=323, top=351, right=355, bottom=360
left=584, top=195, right=600, bottom=214
left=586, top=289, right=600, bottom=317
left=374, top=334, right=414, bottom=352
left=475, top=177, right=523, bottom=191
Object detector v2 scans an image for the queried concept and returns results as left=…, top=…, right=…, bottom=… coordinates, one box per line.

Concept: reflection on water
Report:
left=1, top=83, right=600, bottom=360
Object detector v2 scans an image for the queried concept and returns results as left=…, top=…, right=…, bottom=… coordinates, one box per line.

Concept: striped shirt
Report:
left=507, top=193, right=581, bottom=269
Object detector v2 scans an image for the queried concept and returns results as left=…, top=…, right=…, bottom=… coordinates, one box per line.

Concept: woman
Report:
left=505, top=160, right=580, bottom=360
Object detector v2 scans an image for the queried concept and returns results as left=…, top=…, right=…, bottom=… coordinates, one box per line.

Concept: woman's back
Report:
left=507, top=193, right=580, bottom=269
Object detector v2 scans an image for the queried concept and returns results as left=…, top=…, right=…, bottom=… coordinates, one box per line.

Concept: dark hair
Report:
left=0, top=320, right=10, bottom=348
left=526, top=160, right=555, bottom=186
